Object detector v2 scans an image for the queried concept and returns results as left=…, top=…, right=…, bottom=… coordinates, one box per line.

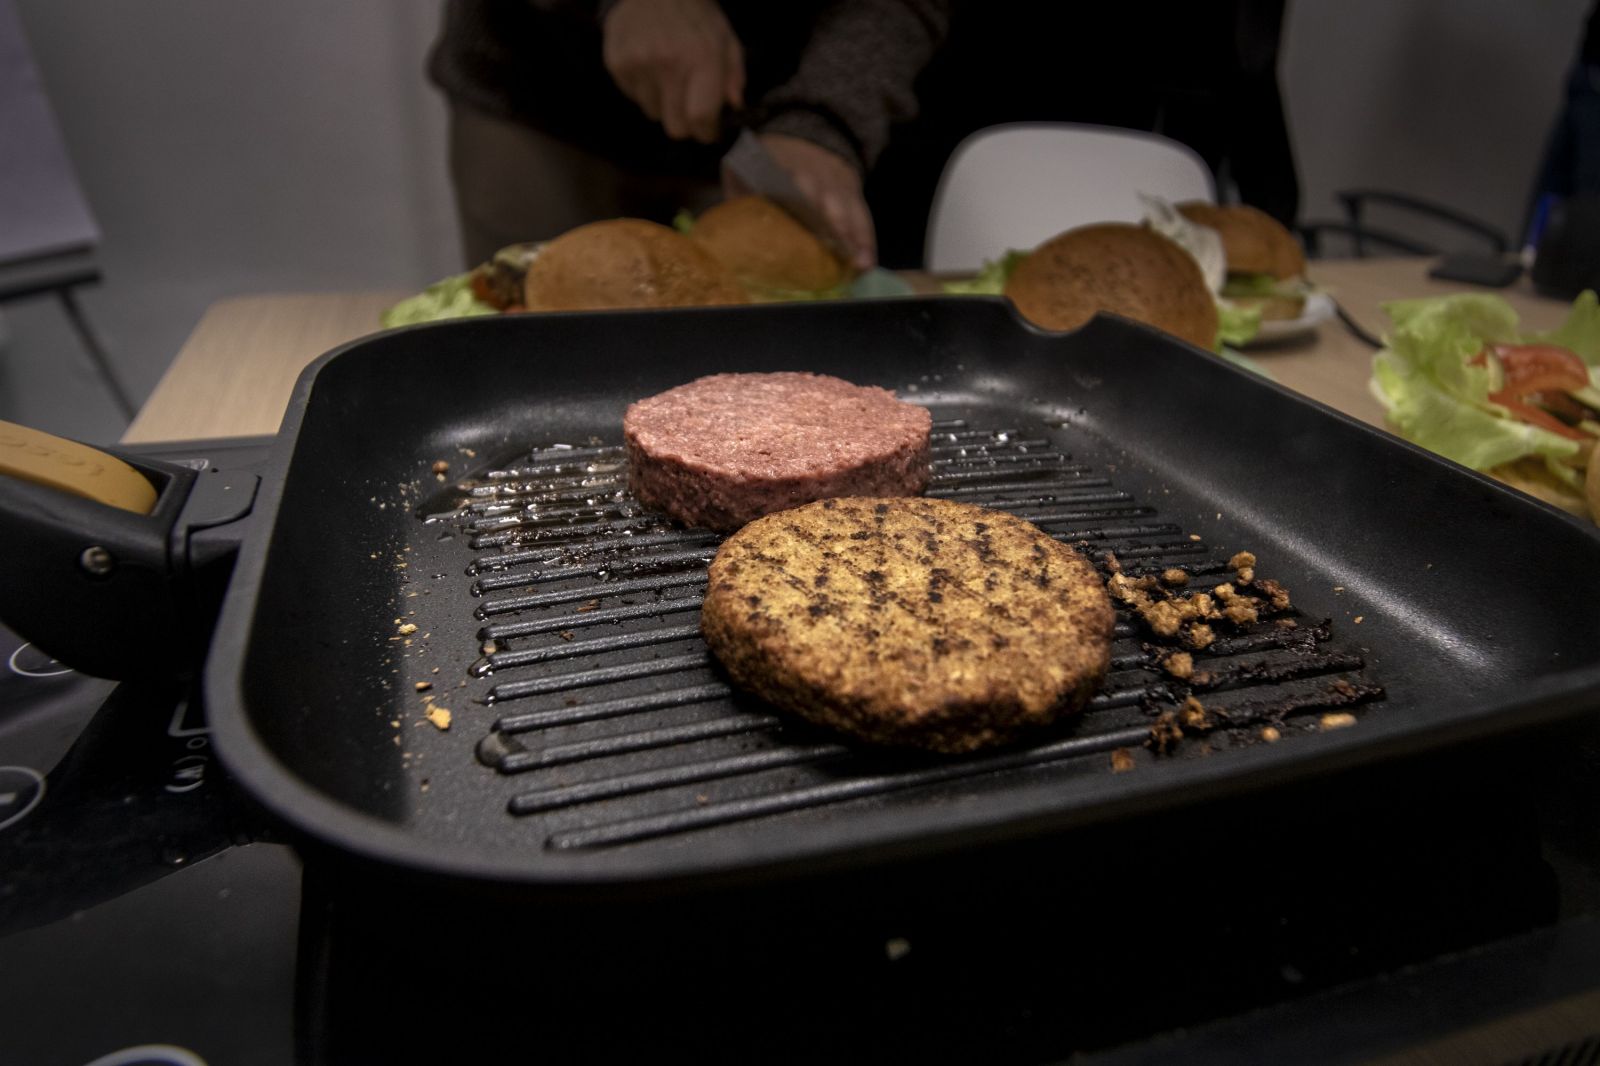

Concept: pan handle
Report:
left=0, top=421, right=203, bottom=679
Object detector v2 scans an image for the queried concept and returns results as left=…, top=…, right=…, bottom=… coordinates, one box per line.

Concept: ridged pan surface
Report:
left=205, top=298, right=1600, bottom=889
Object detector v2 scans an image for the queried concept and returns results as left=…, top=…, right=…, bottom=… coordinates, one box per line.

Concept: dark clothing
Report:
left=867, top=1, right=1301, bottom=266
left=429, top=0, right=952, bottom=179
left=447, top=101, right=723, bottom=264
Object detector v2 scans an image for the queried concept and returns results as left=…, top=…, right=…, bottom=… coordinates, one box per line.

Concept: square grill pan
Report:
left=205, top=298, right=1600, bottom=892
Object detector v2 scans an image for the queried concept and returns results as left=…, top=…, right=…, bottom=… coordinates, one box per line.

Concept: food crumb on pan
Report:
left=1353, top=615, right=1364, bottom=624
left=1319, top=712, right=1357, bottom=731
left=1260, top=725, right=1282, bottom=743
left=415, top=681, right=432, bottom=692
left=425, top=706, right=452, bottom=730
left=1110, top=748, right=1136, bottom=773
left=885, top=938, right=912, bottom=961
left=1160, top=567, right=1189, bottom=587
left=1179, top=696, right=1210, bottom=731
left=1163, top=651, right=1194, bottom=679
left=398, top=622, right=417, bottom=635
left=1189, top=534, right=1202, bottom=542
left=1228, top=551, right=1256, bottom=571
left=431, top=460, right=449, bottom=475
left=1256, top=579, right=1292, bottom=610
left=1148, top=710, right=1184, bottom=754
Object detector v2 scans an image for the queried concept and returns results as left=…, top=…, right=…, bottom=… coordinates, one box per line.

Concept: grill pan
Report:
left=15, top=297, right=1600, bottom=894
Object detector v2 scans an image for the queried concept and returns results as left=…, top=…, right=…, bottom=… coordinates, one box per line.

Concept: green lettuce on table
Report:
left=940, top=250, right=1029, bottom=296
left=1369, top=291, right=1598, bottom=473
left=380, top=272, right=496, bottom=328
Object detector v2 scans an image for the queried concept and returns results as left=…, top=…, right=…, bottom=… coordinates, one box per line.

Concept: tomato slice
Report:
left=1489, top=395, right=1592, bottom=441
left=1488, top=343, right=1589, bottom=394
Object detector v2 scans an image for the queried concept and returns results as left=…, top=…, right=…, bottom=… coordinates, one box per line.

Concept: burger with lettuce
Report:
left=1175, top=202, right=1310, bottom=321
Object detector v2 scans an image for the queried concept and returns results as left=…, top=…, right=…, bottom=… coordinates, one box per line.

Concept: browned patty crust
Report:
left=624, top=372, right=932, bottom=532
left=701, top=497, right=1115, bottom=753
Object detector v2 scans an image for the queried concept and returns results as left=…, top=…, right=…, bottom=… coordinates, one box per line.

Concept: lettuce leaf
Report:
left=1220, top=273, right=1281, bottom=298
left=1528, top=288, right=1600, bottom=365
left=941, top=250, right=1029, bottom=295
left=1369, top=292, right=1584, bottom=470
left=672, top=208, right=696, bottom=235
left=1215, top=300, right=1262, bottom=348
left=381, top=272, right=496, bottom=328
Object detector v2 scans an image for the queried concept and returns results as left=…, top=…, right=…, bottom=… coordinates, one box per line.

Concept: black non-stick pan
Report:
left=7, top=298, right=1600, bottom=896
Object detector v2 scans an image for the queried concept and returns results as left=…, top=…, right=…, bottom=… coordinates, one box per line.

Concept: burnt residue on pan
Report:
left=420, top=417, right=1385, bottom=852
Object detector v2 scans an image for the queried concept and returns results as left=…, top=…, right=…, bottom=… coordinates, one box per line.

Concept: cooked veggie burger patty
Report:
left=701, top=497, right=1115, bottom=753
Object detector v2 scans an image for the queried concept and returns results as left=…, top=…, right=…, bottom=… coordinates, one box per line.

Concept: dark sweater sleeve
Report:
left=754, top=0, right=953, bottom=174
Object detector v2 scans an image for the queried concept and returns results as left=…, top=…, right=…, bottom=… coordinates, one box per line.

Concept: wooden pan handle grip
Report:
left=0, top=420, right=157, bottom=515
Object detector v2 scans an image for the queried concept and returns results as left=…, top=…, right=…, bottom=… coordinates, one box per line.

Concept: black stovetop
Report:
left=2, top=438, right=1599, bottom=1066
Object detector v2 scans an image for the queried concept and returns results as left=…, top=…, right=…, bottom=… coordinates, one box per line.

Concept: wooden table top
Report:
left=121, top=259, right=1575, bottom=444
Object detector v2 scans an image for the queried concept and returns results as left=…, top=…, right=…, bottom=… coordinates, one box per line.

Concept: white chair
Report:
left=924, top=123, right=1216, bottom=272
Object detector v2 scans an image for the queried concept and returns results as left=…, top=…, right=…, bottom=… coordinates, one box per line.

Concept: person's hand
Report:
left=725, top=133, right=877, bottom=270
left=602, top=0, right=744, bottom=144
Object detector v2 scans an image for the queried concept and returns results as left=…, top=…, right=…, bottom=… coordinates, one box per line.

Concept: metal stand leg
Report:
left=56, top=286, right=136, bottom=420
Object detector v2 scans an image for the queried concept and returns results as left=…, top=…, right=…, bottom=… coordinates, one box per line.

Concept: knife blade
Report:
left=721, top=129, right=854, bottom=263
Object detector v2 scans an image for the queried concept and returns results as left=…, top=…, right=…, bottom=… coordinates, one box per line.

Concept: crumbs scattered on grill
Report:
left=1108, top=547, right=1385, bottom=763
left=1178, top=696, right=1211, bottom=731
left=1147, top=710, right=1184, bottom=754
left=1110, top=748, right=1136, bottom=773
left=425, top=706, right=452, bottom=730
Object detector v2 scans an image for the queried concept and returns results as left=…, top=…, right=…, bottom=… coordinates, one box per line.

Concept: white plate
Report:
left=1243, top=291, right=1336, bottom=346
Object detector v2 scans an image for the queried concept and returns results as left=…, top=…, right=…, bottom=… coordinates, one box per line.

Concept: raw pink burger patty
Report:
left=623, top=372, right=933, bottom=532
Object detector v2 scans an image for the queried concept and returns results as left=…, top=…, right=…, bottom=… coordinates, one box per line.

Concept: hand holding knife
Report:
left=722, top=129, right=877, bottom=271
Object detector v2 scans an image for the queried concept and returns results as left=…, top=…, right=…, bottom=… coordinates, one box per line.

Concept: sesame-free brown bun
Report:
left=1176, top=202, right=1306, bottom=280
left=1003, top=223, right=1220, bottom=348
left=690, top=196, right=847, bottom=294
left=522, top=218, right=749, bottom=311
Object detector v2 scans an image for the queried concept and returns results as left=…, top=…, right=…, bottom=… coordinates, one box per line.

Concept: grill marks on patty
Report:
left=702, top=498, right=1116, bottom=753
